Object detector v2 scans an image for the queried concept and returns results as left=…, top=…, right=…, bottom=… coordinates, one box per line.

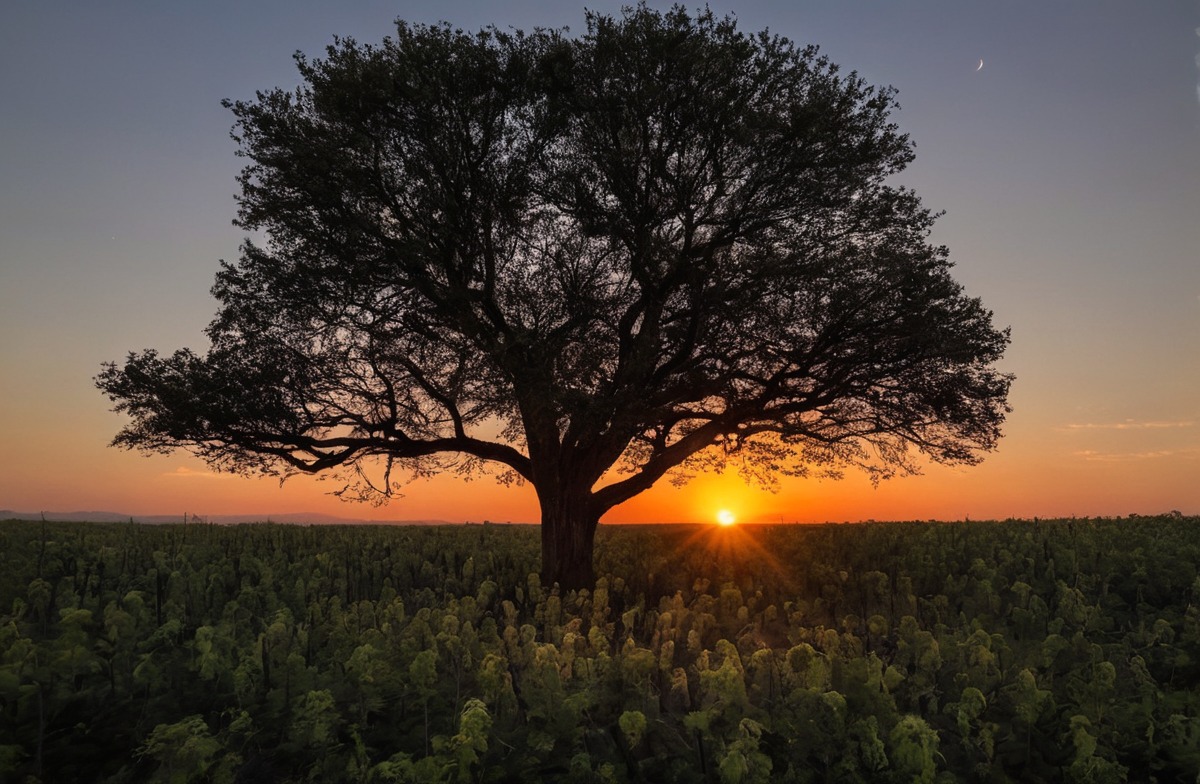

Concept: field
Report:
left=2, top=517, right=1198, bottom=782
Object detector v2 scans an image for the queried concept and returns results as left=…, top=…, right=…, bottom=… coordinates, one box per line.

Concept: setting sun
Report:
left=716, top=509, right=737, bottom=527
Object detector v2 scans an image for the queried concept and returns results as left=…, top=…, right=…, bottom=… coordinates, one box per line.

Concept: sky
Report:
left=2, top=1, right=1198, bottom=525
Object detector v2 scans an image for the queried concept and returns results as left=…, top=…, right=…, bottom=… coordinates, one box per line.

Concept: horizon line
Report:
left=2, top=509, right=1194, bottom=526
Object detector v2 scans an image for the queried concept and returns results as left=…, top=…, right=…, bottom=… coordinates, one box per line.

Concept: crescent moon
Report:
left=976, top=59, right=984, bottom=71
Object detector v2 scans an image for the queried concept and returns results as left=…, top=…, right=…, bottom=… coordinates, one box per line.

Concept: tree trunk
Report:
left=539, top=500, right=599, bottom=591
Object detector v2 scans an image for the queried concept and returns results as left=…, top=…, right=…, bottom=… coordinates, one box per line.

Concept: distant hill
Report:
left=0, top=510, right=454, bottom=525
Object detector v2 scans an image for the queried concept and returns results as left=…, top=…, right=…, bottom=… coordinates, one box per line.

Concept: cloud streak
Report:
left=1075, top=449, right=1198, bottom=462
left=164, top=466, right=231, bottom=480
left=1060, top=420, right=1194, bottom=431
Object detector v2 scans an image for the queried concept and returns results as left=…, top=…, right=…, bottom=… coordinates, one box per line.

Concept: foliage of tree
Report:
left=96, top=4, right=1011, bottom=589
left=3, top=515, right=1200, bottom=781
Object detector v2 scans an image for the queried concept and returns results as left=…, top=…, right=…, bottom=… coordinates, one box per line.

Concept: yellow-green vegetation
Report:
left=2, top=517, right=1198, bottom=782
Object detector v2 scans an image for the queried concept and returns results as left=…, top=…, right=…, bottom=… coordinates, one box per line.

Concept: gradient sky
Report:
left=2, top=1, right=1198, bottom=524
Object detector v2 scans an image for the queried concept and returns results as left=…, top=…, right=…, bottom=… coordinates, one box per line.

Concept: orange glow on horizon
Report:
left=5, top=416, right=1197, bottom=524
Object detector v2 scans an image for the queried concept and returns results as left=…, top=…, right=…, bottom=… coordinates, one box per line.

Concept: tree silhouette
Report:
left=97, top=5, right=1011, bottom=588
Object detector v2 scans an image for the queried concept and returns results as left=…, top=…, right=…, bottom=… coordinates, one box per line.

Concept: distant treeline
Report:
left=1, top=516, right=1198, bottom=782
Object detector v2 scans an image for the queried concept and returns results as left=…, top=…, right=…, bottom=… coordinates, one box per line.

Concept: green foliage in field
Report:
left=1, top=517, right=1199, bottom=782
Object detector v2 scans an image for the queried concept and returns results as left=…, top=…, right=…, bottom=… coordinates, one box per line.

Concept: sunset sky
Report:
left=2, top=1, right=1197, bottom=525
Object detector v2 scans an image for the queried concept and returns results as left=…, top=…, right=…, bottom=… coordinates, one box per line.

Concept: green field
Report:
left=2, top=517, right=1198, bottom=782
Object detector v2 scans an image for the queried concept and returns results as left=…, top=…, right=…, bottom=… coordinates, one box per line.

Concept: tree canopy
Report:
left=98, top=4, right=1012, bottom=587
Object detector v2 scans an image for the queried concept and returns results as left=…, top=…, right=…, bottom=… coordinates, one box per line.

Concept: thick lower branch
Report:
left=187, top=430, right=534, bottom=481
left=591, top=417, right=731, bottom=512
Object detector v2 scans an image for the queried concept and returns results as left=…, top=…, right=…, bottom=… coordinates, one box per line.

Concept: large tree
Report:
left=98, top=5, right=1011, bottom=589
